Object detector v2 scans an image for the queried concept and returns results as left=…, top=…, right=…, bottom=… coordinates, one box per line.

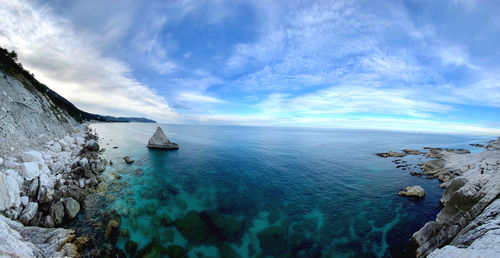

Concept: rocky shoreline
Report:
left=378, top=137, right=500, bottom=257
left=0, top=124, right=109, bottom=257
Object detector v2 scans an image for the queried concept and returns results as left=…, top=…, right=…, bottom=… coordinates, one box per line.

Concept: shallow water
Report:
left=87, top=123, right=493, bottom=257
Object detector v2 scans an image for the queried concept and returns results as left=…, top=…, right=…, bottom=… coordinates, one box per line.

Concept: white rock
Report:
left=0, top=157, right=3, bottom=166
left=50, top=142, right=62, bottom=152
left=4, top=169, right=24, bottom=188
left=75, top=136, right=85, bottom=146
left=20, top=196, right=29, bottom=207
left=0, top=173, right=21, bottom=211
left=21, top=162, right=41, bottom=181
left=63, top=136, right=74, bottom=145
left=4, top=158, right=19, bottom=169
left=0, top=214, right=74, bottom=257
left=21, top=151, right=43, bottom=163
left=78, top=178, right=85, bottom=188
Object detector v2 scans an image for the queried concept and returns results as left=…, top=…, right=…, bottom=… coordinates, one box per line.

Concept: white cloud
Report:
left=178, top=92, right=225, bottom=103
left=0, top=0, right=179, bottom=122
left=255, top=85, right=453, bottom=118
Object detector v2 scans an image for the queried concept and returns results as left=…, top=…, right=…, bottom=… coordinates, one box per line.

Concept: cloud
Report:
left=178, top=92, right=226, bottom=104
left=0, top=0, right=178, bottom=122
left=255, top=85, right=453, bottom=118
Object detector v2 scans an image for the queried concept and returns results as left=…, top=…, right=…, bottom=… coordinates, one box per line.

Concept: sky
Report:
left=1, top=0, right=500, bottom=135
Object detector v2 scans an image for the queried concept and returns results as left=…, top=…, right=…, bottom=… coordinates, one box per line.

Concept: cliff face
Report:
left=0, top=70, right=78, bottom=156
left=412, top=138, right=500, bottom=257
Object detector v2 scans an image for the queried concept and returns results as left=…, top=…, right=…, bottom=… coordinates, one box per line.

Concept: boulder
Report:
left=0, top=173, right=21, bottom=211
left=50, top=202, right=65, bottom=226
left=146, top=126, right=179, bottom=150
left=21, top=162, right=41, bottom=181
left=0, top=214, right=75, bottom=257
left=21, top=151, right=43, bottom=163
left=399, top=186, right=425, bottom=198
left=19, top=202, right=38, bottom=224
left=85, top=140, right=99, bottom=152
left=123, top=156, right=134, bottom=164
left=64, top=197, right=80, bottom=219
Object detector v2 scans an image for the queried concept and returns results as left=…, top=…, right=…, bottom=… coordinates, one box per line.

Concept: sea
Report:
left=81, top=123, right=493, bottom=257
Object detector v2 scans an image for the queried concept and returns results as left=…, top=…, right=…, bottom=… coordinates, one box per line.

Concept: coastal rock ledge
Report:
left=411, top=137, right=500, bottom=257
left=147, top=126, right=179, bottom=150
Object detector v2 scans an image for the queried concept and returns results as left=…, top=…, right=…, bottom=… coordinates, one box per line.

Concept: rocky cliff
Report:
left=412, top=138, right=500, bottom=257
left=0, top=47, right=154, bottom=156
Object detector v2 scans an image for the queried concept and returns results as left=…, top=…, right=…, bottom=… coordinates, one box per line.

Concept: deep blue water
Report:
left=89, top=123, right=493, bottom=257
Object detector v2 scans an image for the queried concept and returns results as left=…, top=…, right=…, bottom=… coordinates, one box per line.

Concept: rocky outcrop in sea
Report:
left=147, top=126, right=179, bottom=150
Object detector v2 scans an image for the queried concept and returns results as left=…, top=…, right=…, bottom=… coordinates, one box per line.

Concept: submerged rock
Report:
left=165, top=244, right=187, bottom=258
left=123, top=156, right=134, bottom=164
left=399, top=185, right=425, bottom=198
left=125, top=240, right=138, bottom=256
left=147, top=126, right=179, bottom=150
left=175, top=210, right=209, bottom=245
left=258, top=226, right=289, bottom=256
left=200, top=210, right=243, bottom=242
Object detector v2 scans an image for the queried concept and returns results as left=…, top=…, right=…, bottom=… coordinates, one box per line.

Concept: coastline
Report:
left=0, top=124, right=108, bottom=257
left=379, top=137, right=500, bottom=257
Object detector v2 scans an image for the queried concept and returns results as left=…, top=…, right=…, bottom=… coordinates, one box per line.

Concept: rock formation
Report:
left=147, top=126, right=179, bottom=150
left=411, top=138, right=500, bottom=257
left=399, top=185, right=425, bottom=198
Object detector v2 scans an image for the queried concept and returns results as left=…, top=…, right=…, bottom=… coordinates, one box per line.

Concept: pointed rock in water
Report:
left=147, top=126, right=179, bottom=150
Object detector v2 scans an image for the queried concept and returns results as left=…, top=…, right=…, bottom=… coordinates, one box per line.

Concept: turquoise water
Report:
left=87, top=123, right=493, bottom=257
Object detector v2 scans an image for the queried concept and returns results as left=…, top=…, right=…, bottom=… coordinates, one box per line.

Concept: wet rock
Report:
left=97, top=182, right=108, bottom=194
left=75, top=236, right=90, bottom=251
left=19, top=202, right=38, bottom=224
left=105, top=219, right=120, bottom=244
left=64, top=197, right=80, bottom=219
left=165, top=244, right=187, bottom=258
left=123, top=156, right=134, bottom=164
left=201, top=210, right=243, bottom=242
left=85, top=140, right=99, bottom=152
left=258, top=226, right=289, bottom=256
left=376, top=151, right=407, bottom=158
left=399, top=186, right=425, bottom=198
left=410, top=171, right=422, bottom=176
left=91, top=160, right=105, bottom=173
left=175, top=210, right=209, bottom=245
left=125, top=240, right=138, bottom=256
left=403, top=149, right=423, bottom=155
left=147, top=126, right=179, bottom=150
left=50, top=201, right=65, bottom=226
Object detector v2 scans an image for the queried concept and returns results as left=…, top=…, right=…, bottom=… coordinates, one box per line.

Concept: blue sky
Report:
left=1, top=0, right=499, bottom=134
